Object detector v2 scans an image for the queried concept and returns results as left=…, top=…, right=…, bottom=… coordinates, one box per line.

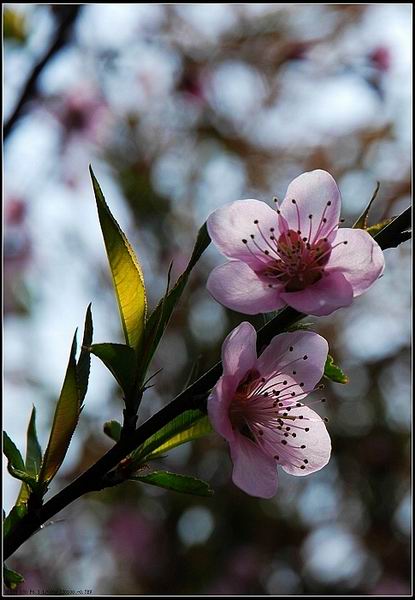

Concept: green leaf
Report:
left=39, top=332, right=81, bottom=484
left=77, top=303, right=93, bottom=406
left=133, top=409, right=212, bottom=463
left=3, top=432, right=25, bottom=472
left=90, top=166, right=147, bottom=352
left=6, top=467, right=38, bottom=489
left=16, top=406, right=43, bottom=505
left=3, top=504, right=27, bottom=538
left=25, top=406, right=42, bottom=476
left=103, top=420, right=122, bottom=443
left=3, top=564, right=24, bottom=590
left=285, top=322, right=314, bottom=332
left=89, top=343, right=136, bottom=396
left=324, top=355, right=349, bottom=384
left=353, top=181, right=380, bottom=229
left=131, top=471, right=214, bottom=497
left=141, top=222, right=210, bottom=376
left=366, top=217, right=395, bottom=238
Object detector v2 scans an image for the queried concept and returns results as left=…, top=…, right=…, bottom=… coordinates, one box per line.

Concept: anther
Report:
left=303, top=355, right=308, bottom=360
left=254, top=219, right=259, bottom=224
left=281, top=440, right=287, bottom=445
left=291, top=199, right=296, bottom=204
left=301, top=445, right=306, bottom=449
left=300, top=465, right=306, bottom=470
left=250, top=234, right=255, bottom=239
left=304, top=459, right=308, bottom=464
left=327, top=201, right=331, bottom=206
left=289, top=346, right=293, bottom=351
left=242, top=239, right=247, bottom=244
left=305, top=427, right=310, bottom=432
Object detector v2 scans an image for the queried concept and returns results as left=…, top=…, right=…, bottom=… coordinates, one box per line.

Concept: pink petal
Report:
left=221, top=321, right=257, bottom=380
left=207, top=199, right=278, bottom=269
left=207, top=375, right=236, bottom=443
left=256, top=331, right=328, bottom=398
left=280, top=271, right=353, bottom=316
left=326, top=228, right=385, bottom=297
left=230, top=433, right=278, bottom=498
left=279, top=170, right=341, bottom=243
left=207, top=261, right=286, bottom=315
left=278, top=406, right=331, bottom=476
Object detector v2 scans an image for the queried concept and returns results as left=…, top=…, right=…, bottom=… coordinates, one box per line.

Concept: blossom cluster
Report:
left=206, top=170, right=384, bottom=498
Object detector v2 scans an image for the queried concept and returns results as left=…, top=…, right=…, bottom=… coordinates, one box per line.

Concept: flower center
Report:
left=228, top=356, right=327, bottom=469
left=261, top=229, right=332, bottom=292
left=240, top=200, right=346, bottom=293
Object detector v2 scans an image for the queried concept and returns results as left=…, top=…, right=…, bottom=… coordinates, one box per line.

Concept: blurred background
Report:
left=3, top=4, right=411, bottom=595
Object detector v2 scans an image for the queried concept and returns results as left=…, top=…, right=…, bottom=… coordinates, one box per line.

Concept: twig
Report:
left=4, top=6, right=82, bottom=140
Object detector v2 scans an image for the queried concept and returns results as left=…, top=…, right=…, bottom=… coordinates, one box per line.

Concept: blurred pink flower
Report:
left=369, top=46, right=391, bottom=72
left=208, top=322, right=331, bottom=498
left=207, top=170, right=385, bottom=316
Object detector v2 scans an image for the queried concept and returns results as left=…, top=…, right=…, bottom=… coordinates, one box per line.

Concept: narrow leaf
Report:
left=366, top=217, right=395, bottom=238
left=4, top=564, right=24, bottom=590
left=103, top=420, right=122, bottom=443
left=133, top=409, right=211, bottom=463
left=141, top=222, right=210, bottom=376
left=131, top=471, right=214, bottom=496
left=353, top=181, right=380, bottom=229
left=145, top=416, right=212, bottom=461
left=39, top=332, right=80, bottom=484
left=77, top=303, right=93, bottom=406
left=89, top=343, right=136, bottom=396
left=3, top=432, right=25, bottom=472
left=324, top=355, right=349, bottom=384
left=6, top=466, right=38, bottom=488
left=25, top=406, right=42, bottom=476
left=3, top=504, right=27, bottom=538
left=90, top=166, right=147, bottom=351
left=16, top=406, right=43, bottom=505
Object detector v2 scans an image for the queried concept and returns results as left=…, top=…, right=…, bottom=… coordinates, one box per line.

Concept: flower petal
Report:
left=208, top=375, right=236, bottom=443
left=256, top=330, right=328, bottom=398
left=279, top=170, right=341, bottom=243
left=280, top=271, right=353, bottom=316
left=207, top=261, right=286, bottom=315
left=221, top=321, right=257, bottom=380
left=207, top=199, right=278, bottom=269
left=326, top=228, right=385, bottom=297
left=278, top=406, right=331, bottom=476
left=230, top=434, right=278, bottom=498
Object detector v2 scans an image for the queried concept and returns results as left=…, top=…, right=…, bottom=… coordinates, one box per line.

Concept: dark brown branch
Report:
left=4, top=6, right=82, bottom=140
left=3, top=206, right=411, bottom=560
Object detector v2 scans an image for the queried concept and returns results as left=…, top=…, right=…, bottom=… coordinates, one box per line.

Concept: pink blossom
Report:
left=208, top=322, right=331, bottom=498
left=207, top=170, right=385, bottom=316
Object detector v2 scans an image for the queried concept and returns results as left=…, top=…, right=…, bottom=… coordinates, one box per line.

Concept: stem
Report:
left=3, top=208, right=410, bottom=559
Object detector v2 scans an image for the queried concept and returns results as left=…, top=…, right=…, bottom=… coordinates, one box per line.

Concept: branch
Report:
left=3, top=205, right=411, bottom=560
left=4, top=6, right=82, bottom=141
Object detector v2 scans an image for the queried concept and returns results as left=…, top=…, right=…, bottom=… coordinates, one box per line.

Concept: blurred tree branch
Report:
left=4, top=6, right=82, bottom=141
left=3, top=204, right=411, bottom=561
